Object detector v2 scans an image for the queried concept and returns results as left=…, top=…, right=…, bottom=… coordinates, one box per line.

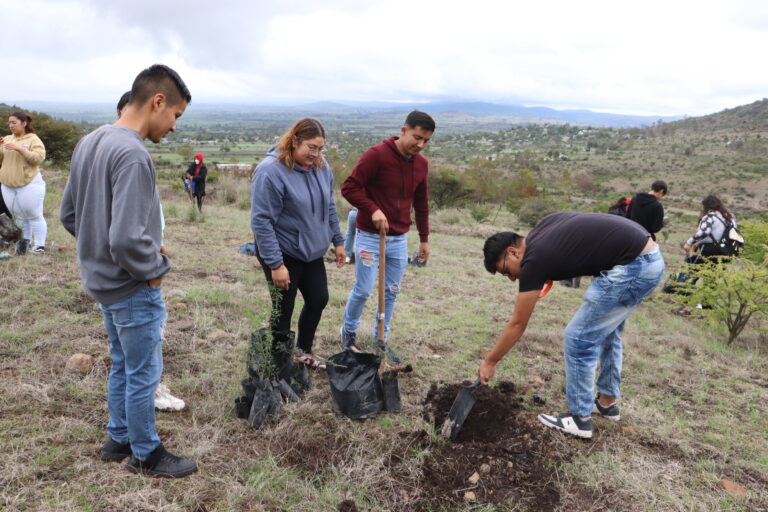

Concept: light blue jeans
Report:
left=343, top=230, right=408, bottom=341
left=564, top=244, right=664, bottom=417
left=344, top=208, right=358, bottom=255
left=100, top=286, right=166, bottom=460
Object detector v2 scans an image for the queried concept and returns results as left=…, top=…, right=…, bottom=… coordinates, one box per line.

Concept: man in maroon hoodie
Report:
left=339, top=111, right=435, bottom=360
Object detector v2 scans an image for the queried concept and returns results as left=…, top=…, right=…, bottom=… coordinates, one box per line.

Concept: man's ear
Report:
left=151, top=93, right=167, bottom=112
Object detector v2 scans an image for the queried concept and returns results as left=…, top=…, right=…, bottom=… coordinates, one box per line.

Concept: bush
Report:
left=429, top=168, right=471, bottom=209
left=682, top=259, right=768, bottom=344
left=739, top=220, right=768, bottom=265
left=517, top=199, right=557, bottom=227
left=469, top=203, right=492, bottom=223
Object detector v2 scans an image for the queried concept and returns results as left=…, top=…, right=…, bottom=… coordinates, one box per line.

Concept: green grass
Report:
left=0, top=169, right=766, bottom=511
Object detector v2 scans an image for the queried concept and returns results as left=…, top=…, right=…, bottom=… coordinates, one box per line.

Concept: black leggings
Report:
left=256, top=248, right=328, bottom=353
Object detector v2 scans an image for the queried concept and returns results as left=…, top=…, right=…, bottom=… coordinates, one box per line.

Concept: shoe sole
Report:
left=101, top=452, right=131, bottom=462
left=127, top=465, right=198, bottom=478
left=537, top=414, right=593, bottom=439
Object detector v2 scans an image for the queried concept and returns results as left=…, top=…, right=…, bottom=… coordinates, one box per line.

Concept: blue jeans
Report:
left=344, top=208, right=358, bottom=255
left=100, top=286, right=166, bottom=460
left=343, top=230, right=408, bottom=341
left=564, top=244, right=664, bottom=417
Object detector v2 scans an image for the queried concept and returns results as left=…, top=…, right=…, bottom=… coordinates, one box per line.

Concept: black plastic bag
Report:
left=380, top=370, right=401, bottom=413
left=327, top=351, right=383, bottom=419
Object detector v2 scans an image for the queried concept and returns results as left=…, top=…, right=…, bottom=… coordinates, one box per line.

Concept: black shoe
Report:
left=101, top=437, right=132, bottom=462
left=126, top=444, right=198, bottom=478
left=592, top=397, right=621, bottom=421
left=15, top=239, right=29, bottom=255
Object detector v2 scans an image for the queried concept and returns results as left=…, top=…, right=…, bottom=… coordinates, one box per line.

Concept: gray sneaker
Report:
left=592, top=398, right=621, bottom=421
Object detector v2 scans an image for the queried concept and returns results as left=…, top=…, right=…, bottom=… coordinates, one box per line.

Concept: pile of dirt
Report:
left=417, top=381, right=563, bottom=509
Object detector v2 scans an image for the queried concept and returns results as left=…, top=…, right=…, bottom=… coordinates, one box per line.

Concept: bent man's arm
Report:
left=479, top=289, right=539, bottom=383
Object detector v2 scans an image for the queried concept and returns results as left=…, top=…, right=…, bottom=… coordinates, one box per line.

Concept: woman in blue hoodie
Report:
left=251, top=118, right=345, bottom=368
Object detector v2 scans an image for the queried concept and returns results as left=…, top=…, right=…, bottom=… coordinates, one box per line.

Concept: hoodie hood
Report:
left=633, top=192, right=658, bottom=207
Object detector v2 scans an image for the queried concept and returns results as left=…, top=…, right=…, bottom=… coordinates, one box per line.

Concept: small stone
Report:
left=65, top=353, right=94, bottom=375
left=464, top=491, right=476, bottom=501
left=620, top=426, right=637, bottom=434
left=207, top=329, right=229, bottom=341
left=467, top=471, right=480, bottom=484
left=718, top=479, right=747, bottom=496
left=480, top=463, right=491, bottom=474
left=507, top=461, right=514, bottom=467
left=530, top=377, right=544, bottom=388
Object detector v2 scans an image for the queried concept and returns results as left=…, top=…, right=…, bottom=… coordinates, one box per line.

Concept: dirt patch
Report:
left=417, top=381, right=563, bottom=509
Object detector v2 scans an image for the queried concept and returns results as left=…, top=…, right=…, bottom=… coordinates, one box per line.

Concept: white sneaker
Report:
left=155, top=383, right=185, bottom=411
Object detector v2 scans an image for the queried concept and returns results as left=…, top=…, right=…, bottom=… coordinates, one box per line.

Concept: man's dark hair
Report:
left=129, top=64, right=191, bottom=108
left=483, top=232, right=524, bottom=274
left=404, top=110, right=436, bottom=133
left=651, top=180, right=668, bottom=195
left=116, top=91, right=131, bottom=114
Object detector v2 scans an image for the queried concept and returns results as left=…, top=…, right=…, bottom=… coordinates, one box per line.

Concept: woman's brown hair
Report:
left=276, top=118, right=326, bottom=170
left=10, top=112, right=34, bottom=134
left=699, top=194, right=733, bottom=224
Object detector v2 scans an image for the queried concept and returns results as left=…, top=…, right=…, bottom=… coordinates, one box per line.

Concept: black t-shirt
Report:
left=519, top=212, right=650, bottom=292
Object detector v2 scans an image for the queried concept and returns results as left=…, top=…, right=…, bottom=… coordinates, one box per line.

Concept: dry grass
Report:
left=0, top=170, right=766, bottom=511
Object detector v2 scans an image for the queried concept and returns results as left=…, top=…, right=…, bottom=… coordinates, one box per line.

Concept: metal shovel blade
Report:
left=440, top=378, right=481, bottom=441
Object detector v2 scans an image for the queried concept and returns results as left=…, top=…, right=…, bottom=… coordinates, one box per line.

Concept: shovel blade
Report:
left=440, top=378, right=481, bottom=441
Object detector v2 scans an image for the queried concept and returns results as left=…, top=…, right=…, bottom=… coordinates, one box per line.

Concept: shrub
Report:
left=469, top=203, right=492, bottom=223
left=682, top=259, right=768, bottom=344
left=429, top=168, right=471, bottom=209
left=739, top=220, right=768, bottom=265
left=517, top=199, right=556, bottom=227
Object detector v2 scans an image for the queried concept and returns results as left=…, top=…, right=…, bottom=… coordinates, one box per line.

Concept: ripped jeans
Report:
left=342, top=230, right=408, bottom=342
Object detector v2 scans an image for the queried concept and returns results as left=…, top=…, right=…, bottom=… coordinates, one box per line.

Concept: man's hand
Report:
left=418, top=242, right=429, bottom=263
left=148, top=277, right=163, bottom=289
left=271, top=264, right=290, bottom=290
left=682, top=242, right=692, bottom=254
left=371, top=209, right=389, bottom=234
left=334, top=245, right=346, bottom=268
left=478, top=358, right=497, bottom=384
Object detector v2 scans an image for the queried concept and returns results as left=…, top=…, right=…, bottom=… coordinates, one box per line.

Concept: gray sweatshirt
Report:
left=251, top=147, right=344, bottom=267
left=60, top=125, right=169, bottom=305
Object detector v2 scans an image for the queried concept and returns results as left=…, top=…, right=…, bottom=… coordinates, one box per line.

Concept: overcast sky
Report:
left=2, top=0, right=767, bottom=116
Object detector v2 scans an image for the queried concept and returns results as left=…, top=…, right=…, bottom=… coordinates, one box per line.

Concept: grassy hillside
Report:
left=0, top=170, right=765, bottom=511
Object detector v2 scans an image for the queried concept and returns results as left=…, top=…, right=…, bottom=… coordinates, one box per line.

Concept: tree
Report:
left=178, top=145, right=193, bottom=161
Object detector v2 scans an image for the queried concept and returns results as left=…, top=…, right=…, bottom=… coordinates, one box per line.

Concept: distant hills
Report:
left=663, top=98, right=768, bottom=133
left=14, top=99, right=680, bottom=129
left=9, top=98, right=768, bottom=132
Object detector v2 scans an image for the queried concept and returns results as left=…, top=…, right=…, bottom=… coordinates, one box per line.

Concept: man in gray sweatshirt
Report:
left=60, top=64, right=196, bottom=478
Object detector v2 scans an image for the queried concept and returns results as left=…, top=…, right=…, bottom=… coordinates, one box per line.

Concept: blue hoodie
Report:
left=251, top=146, right=344, bottom=267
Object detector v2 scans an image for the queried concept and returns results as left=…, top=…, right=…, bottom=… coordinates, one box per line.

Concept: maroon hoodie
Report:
left=341, top=136, right=429, bottom=242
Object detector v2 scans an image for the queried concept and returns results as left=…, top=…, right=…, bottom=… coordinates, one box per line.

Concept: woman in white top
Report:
left=683, top=194, right=736, bottom=261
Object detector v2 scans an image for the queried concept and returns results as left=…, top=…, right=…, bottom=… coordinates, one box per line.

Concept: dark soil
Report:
left=417, top=381, right=564, bottom=510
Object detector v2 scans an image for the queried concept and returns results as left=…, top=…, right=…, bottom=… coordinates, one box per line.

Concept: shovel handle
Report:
left=468, top=377, right=482, bottom=390
left=377, top=230, right=386, bottom=346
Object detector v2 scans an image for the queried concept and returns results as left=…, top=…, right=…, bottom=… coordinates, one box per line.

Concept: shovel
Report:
left=375, top=230, right=402, bottom=413
left=440, top=378, right=482, bottom=441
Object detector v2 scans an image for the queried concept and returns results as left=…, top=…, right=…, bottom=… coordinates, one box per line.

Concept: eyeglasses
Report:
left=499, top=252, right=510, bottom=277
left=302, top=142, right=327, bottom=155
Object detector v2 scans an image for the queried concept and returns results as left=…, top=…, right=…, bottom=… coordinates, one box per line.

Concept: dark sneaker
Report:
left=592, top=398, right=621, bottom=421
left=538, top=412, right=593, bottom=439
left=101, top=437, right=132, bottom=462
left=127, top=444, right=198, bottom=478
left=340, top=326, right=359, bottom=351
left=15, top=239, right=29, bottom=255
left=30, top=246, right=45, bottom=255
